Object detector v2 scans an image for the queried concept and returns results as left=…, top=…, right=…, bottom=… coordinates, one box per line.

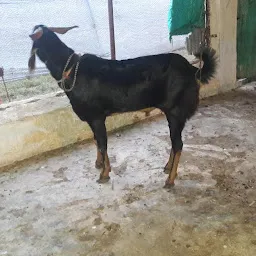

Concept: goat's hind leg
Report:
left=163, top=111, right=185, bottom=188
left=163, top=148, right=174, bottom=174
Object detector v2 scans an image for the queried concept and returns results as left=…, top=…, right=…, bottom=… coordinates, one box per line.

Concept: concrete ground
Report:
left=0, top=83, right=256, bottom=256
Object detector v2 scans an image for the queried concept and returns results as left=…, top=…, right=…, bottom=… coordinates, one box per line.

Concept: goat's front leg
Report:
left=89, top=119, right=111, bottom=183
left=94, top=135, right=103, bottom=169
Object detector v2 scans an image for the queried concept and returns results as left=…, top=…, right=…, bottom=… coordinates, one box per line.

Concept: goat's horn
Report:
left=48, top=26, right=78, bottom=34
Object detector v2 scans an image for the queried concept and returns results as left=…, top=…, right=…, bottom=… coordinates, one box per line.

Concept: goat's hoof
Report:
left=163, top=182, right=175, bottom=189
left=95, top=161, right=103, bottom=169
left=97, top=176, right=110, bottom=184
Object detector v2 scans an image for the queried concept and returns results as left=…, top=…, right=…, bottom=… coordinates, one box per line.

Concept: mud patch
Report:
left=93, top=216, right=103, bottom=226
left=114, top=160, right=128, bottom=176
left=8, top=208, right=27, bottom=218
left=52, top=166, right=69, bottom=183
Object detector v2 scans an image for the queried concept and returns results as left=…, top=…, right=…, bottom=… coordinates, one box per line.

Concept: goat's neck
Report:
left=45, top=48, right=75, bottom=81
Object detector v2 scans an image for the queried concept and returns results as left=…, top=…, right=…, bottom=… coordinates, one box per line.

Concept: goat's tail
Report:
left=194, top=47, right=217, bottom=84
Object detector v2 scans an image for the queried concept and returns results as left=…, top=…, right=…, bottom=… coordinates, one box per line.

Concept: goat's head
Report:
left=28, top=25, right=78, bottom=72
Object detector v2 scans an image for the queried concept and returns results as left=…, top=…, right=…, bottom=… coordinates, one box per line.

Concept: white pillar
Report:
left=210, top=0, right=238, bottom=92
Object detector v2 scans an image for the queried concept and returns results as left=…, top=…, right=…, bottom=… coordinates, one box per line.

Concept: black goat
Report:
left=28, top=25, right=217, bottom=188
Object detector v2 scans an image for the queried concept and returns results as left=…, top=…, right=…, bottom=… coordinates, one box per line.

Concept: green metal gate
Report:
left=237, top=0, right=256, bottom=79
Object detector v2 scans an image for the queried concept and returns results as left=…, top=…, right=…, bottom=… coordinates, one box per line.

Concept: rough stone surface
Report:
left=0, top=83, right=255, bottom=256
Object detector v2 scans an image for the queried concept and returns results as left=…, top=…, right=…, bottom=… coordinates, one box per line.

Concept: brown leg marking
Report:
left=94, top=140, right=103, bottom=169
left=97, top=152, right=111, bottom=184
left=164, top=149, right=174, bottom=174
left=164, top=151, right=181, bottom=189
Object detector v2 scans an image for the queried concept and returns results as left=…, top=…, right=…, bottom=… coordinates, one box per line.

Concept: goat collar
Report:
left=56, top=53, right=75, bottom=83
left=57, top=53, right=80, bottom=92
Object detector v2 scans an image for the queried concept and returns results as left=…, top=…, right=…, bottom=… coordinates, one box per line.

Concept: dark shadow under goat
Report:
left=28, top=25, right=217, bottom=188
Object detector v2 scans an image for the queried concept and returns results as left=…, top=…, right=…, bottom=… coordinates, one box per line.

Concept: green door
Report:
left=237, top=0, right=256, bottom=79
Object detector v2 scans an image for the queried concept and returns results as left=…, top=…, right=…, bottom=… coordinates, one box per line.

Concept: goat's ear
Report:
left=29, top=27, right=43, bottom=41
left=28, top=48, right=37, bottom=72
left=48, top=26, right=78, bottom=34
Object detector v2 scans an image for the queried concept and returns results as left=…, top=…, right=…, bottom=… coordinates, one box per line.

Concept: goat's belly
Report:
left=111, top=107, right=156, bottom=116
left=112, top=88, right=163, bottom=112
left=108, top=99, right=155, bottom=114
